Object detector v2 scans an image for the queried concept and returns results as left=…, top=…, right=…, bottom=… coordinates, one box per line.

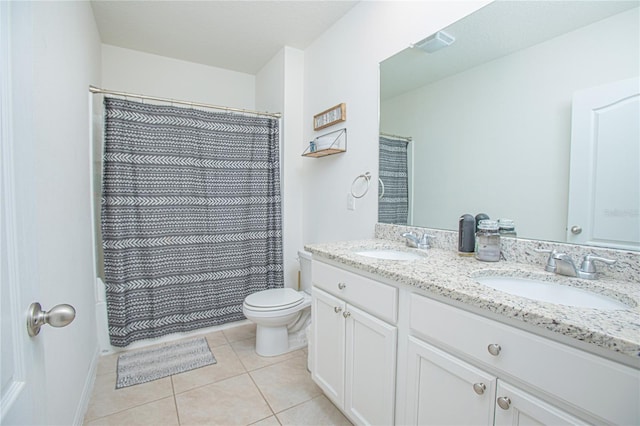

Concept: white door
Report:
left=344, top=303, right=397, bottom=426
left=567, top=77, right=640, bottom=250
left=312, top=287, right=346, bottom=408
left=0, top=4, right=45, bottom=425
left=405, top=337, right=496, bottom=426
left=494, top=381, right=587, bottom=425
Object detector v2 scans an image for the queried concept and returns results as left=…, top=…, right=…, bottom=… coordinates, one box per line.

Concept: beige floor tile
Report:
left=223, top=322, right=256, bottom=343
left=230, top=337, right=306, bottom=371
left=249, top=415, right=282, bottom=426
left=175, top=373, right=272, bottom=425
left=84, top=396, right=178, bottom=426
left=204, top=330, right=228, bottom=348
left=84, top=373, right=173, bottom=422
left=171, top=344, right=246, bottom=394
left=276, top=395, right=352, bottom=426
left=251, top=356, right=321, bottom=413
left=95, top=352, right=120, bottom=377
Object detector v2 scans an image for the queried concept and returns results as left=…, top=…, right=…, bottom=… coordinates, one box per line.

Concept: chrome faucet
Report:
left=401, top=231, right=431, bottom=249
left=535, top=249, right=616, bottom=280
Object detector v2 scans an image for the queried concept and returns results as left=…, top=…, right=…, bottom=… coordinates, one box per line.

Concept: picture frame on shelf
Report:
left=313, top=103, right=346, bottom=130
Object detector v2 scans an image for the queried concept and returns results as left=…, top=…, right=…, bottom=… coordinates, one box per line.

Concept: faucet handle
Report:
left=580, top=255, right=616, bottom=273
left=534, top=248, right=558, bottom=273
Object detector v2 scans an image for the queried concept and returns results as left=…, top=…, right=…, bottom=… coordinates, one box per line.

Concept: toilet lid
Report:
left=244, top=288, right=304, bottom=310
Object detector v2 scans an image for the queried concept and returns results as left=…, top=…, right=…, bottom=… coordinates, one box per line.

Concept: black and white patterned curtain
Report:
left=101, top=97, right=283, bottom=347
left=378, top=135, right=409, bottom=225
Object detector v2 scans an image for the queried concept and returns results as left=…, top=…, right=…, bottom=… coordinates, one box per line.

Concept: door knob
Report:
left=570, top=225, right=582, bottom=235
left=27, top=302, right=76, bottom=337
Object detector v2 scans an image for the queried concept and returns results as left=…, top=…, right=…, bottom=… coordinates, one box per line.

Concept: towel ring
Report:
left=351, top=172, right=371, bottom=199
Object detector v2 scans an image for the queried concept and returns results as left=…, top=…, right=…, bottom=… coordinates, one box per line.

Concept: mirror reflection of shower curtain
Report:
left=378, top=135, right=409, bottom=225
left=101, top=97, right=283, bottom=347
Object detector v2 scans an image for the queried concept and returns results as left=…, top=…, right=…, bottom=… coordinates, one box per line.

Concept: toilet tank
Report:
left=298, top=250, right=312, bottom=293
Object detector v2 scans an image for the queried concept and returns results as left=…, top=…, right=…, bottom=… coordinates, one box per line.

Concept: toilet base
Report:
left=255, top=325, right=308, bottom=357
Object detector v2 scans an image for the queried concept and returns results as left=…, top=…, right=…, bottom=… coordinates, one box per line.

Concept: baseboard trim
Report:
left=72, top=346, right=100, bottom=426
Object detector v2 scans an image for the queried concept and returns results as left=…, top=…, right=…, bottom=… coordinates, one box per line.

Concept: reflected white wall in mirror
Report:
left=379, top=0, right=639, bottom=250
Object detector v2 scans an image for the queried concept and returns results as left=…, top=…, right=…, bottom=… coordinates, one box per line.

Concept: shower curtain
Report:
left=378, top=135, right=409, bottom=225
left=101, top=97, right=282, bottom=347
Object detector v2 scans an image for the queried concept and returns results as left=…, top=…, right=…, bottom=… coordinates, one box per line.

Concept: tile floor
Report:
left=83, top=323, right=352, bottom=426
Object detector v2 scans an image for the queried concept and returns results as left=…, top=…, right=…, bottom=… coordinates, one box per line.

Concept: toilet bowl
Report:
left=242, top=250, right=313, bottom=357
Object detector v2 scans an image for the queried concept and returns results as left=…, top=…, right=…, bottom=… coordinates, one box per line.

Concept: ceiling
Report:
left=90, top=0, right=359, bottom=75
left=380, top=0, right=639, bottom=100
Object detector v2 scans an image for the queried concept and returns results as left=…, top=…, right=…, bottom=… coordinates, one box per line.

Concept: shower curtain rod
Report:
left=89, top=85, right=282, bottom=119
left=380, top=132, right=412, bottom=141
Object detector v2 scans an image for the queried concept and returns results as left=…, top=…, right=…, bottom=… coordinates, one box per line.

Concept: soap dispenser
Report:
left=458, top=214, right=475, bottom=256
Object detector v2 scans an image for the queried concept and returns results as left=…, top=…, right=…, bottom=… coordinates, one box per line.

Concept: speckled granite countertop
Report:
left=305, top=238, right=640, bottom=365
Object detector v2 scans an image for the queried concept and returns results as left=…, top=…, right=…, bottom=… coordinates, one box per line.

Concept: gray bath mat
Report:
left=116, top=337, right=216, bottom=389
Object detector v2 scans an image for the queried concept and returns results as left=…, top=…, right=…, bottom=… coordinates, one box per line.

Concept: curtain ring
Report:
left=378, top=178, right=385, bottom=199
left=351, top=172, right=371, bottom=199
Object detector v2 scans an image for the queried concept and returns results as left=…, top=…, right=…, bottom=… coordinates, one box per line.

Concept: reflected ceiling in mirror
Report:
left=379, top=0, right=639, bottom=250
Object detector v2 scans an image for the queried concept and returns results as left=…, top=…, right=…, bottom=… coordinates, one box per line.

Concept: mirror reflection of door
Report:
left=567, top=77, right=640, bottom=251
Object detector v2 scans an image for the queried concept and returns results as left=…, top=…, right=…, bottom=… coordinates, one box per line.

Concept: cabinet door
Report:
left=405, top=337, right=497, bottom=426
left=345, top=303, right=397, bottom=426
left=494, top=381, right=588, bottom=426
left=312, top=287, right=346, bottom=408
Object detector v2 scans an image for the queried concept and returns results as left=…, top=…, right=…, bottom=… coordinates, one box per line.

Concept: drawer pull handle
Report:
left=472, top=383, right=486, bottom=395
left=487, top=343, right=501, bottom=356
left=338, top=282, right=346, bottom=290
left=343, top=311, right=351, bottom=318
left=334, top=306, right=343, bottom=314
left=497, top=396, right=511, bottom=410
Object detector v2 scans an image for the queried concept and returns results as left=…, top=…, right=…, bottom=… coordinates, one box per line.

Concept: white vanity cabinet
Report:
left=311, top=260, right=398, bottom=426
left=405, top=337, right=497, bottom=425
left=405, top=337, right=586, bottom=425
left=408, top=293, right=639, bottom=425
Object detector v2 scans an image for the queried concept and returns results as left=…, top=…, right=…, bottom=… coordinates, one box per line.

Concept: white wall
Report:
left=302, top=1, right=490, bottom=244
left=256, top=47, right=305, bottom=290
left=381, top=8, right=639, bottom=242
left=101, top=44, right=255, bottom=109
left=10, top=1, right=102, bottom=424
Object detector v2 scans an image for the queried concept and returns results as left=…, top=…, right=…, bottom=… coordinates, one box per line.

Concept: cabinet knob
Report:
left=487, top=343, right=501, bottom=356
left=334, top=306, right=343, bottom=314
left=497, top=396, right=511, bottom=410
left=343, top=311, right=351, bottom=318
left=338, top=282, right=346, bottom=290
left=472, top=383, right=486, bottom=395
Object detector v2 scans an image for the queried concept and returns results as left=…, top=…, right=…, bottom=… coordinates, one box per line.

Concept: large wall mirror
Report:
left=379, top=0, right=639, bottom=251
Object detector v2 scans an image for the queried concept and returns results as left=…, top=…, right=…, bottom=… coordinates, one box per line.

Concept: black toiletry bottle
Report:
left=458, top=214, right=475, bottom=256
left=475, top=213, right=490, bottom=232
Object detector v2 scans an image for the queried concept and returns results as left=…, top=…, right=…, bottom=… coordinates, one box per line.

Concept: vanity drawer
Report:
left=312, top=260, right=398, bottom=324
left=410, top=293, right=639, bottom=425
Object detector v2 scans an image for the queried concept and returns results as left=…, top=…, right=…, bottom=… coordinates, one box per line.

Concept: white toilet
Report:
left=243, top=250, right=312, bottom=357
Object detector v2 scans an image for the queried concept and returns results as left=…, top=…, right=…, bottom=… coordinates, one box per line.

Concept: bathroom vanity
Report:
left=307, top=231, right=640, bottom=425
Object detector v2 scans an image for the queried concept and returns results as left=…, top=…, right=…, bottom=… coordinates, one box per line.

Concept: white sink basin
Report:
left=354, top=249, right=423, bottom=261
left=475, top=276, right=628, bottom=310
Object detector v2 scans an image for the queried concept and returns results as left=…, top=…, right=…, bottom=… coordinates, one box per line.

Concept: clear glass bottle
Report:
left=475, top=219, right=501, bottom=262
left=498, top=218, right=517, bottom=238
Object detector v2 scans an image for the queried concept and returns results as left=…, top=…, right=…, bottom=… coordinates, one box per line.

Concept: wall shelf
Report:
left=302, top=128, right=347, bottom=158
left=302, top=147, right=346, bottom=158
